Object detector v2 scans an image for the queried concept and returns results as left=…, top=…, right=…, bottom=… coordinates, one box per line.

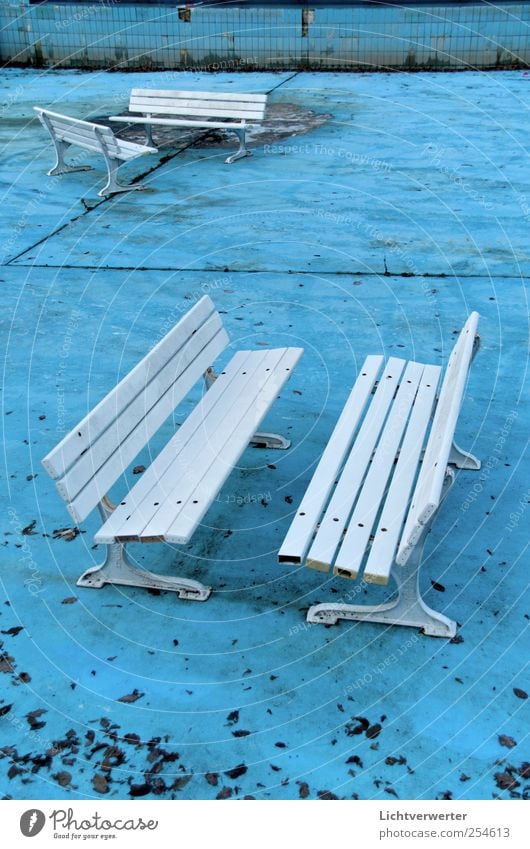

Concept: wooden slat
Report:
left=43, top=295, right=218, bottom=480
left=34, top=109, right=150, bottom=160
left=58, top=313, right=225, bottom=504
left=64, top=328, right=228, bottom=524
left=164, top=347, right=303, bottom=544
left=49, top=131, right=102, bottom=153
left=363, top=364, right=441, bottom=585
left=305, top=358, right=407, bottom=572
left=41, top=121, right=103, bottom=141
left=109, top=116, right=246, bottom=130
left=131, top=89, right=267, bottom=103
left=396, top=312, right=479, bottom=565
left=333, top=361, right=425, bottom=581
left=94, top=350, right=251, bottom=544
left=34, top=107, right=112, bottom=132
left=129, top=101, right=264, bottom=121
left=278, top=355, right=384, bottom=565
left=108, top=348, right=276, bottom=542
left=130, top=95, right=265, bottom=115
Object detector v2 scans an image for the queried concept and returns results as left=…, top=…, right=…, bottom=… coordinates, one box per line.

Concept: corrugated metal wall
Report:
left=1, top=2, right=529, bottom=71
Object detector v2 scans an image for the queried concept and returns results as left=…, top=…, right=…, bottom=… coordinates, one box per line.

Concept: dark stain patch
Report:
left=317, top=790, right=339, bottom=800
left=345, top=716, right=369, bottom=736
left=22, top=520, right=37, bottom=535
left=129, top=782, right=151, bottom=797
left=205, top=772, right=219, bottom=786
left=385, top=755, right=406, bottom=766
left=123, top=732, right=141, bottom=746
left=171, top=774, right=192, bottom=791
left=52, top=528, right=82, bottom=542
left=26, top=709, right=47, bottom=730
left=495, top=771, right=520, bottom=792
left=1, top=626, right=23, bottom=637
left=366, top=724, right=382, bottom=740
left=117, top=689, right=145, bottom=703
left=102, top=746, right=125, bottom=770
left=298, top=781, right=310, bottom=798
left=92, top=774, right=110, bottom=794
left=100, top=103, right=330, bottom=152
left=499, top=735, right=517, bottom=749
left=225, top=763, right=247, bottom=780
left=513, top=688, right=528, bottom=700
left=216, top=786, right=233, bottom=799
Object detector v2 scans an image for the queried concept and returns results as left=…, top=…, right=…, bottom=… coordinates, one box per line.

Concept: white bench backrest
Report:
left=128, top=89, right=267, bottom=122
left=42, top=296, right=229, bottom=524
left=34, top=108, right=123, bottom=157
left=396, top=311, right=480, bottom=562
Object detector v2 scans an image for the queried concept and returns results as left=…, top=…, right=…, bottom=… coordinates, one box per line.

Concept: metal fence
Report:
left=2, top=1, right=530, bottom=70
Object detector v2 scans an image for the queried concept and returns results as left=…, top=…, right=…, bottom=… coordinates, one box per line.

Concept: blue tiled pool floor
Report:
left=0, top=68, right=529, bottom=801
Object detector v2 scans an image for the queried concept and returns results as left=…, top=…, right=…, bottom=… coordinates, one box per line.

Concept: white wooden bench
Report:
left=109, top=89, right=268, bottom=164
left=42, top=296, right=303, bottom=601
left=278, top=313, right=481, bottom=638
left=34, top=107, right=157, bottom=196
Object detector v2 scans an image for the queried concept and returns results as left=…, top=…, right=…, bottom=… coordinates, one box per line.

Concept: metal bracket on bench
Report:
left=250, top=432, right=291, bottom=450
left=94, top=127, right=147, bottom=197
left=77, top=498, right=211, bottom=601
left=306, top=472, right=457, bottom=638
left=225, top=128, right=252, bottom=165
left=144, top=115, right=155, bottom=148
left=448, top=440, right=481, bottom=470
left=202, top=368, right=290, bottom=449
left=40, top=112, right=93, bottom=177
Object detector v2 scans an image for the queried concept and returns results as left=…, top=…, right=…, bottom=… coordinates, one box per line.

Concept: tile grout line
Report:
left=5, top=76, right=299, bottom=267
left=5, top=264, right=528, bottom=282
left=4, top=131, right=212, bottom=267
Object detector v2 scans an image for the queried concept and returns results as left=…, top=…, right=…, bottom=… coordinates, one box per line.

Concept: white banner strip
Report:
left=4, top=799, right=527, bottom=848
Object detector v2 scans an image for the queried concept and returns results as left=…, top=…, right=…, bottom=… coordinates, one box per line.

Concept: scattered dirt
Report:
left=96, top=103, right=330, bottom=151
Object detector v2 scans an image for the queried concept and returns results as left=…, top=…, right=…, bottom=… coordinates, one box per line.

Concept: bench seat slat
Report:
left=64, top=327, right=229, bottom=524
left=96, top=347, right=303, bottom=544
left=34, top=108, right=156, bottom=169
left=131, top=89, right=267, bottom=103
left=277, top=355, right=384, bottom=565
left=110, top=116, right=246, bottom=131
left=130, top=96, right=265, bottom=116
left=333, top=361, right=425, bottom=580
left=363, top=364, right=441, bottom=585
left=50, top=132, right=102, bottom=154
left=163, top=347, right=303, bottom=544
left=94, top=349, right=252, bottom=544
left=58, top=313, right=226, bottom=505
left=305, top=357, right=407, bottom=572
left=131, top=104, right=264, bottom=122
left=34, top=107, right=111, bottom=131
left=44, top=296, right=217, bottom=480
left=42, top=122, right=104, bottom=142
left=106, top=348, right=276, bottom=542
left=128, top=102, right=264, bottom=121
left=56, top=132, right=131, bottom=161
left=396, top=312, right=479, bottom=565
